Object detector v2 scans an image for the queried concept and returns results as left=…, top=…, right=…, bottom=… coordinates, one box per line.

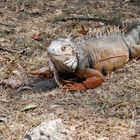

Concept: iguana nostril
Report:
left=47, top=47, right=55, bottom=54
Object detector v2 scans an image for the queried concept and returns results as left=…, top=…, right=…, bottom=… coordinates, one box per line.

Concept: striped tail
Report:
left=124, top=25, right=140, bottom=59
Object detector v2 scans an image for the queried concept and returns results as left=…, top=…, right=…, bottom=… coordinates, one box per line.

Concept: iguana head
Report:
left=47, top=38, right=78, bottom=72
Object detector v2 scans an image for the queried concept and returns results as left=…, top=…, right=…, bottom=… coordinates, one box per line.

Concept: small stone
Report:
left=55, top=108, right=64, bottom=115
left=73, top=92, right=82, bottom=98
left=22, top=119, right=73, bottom=140
left=0, top=116, right=8, bottom=123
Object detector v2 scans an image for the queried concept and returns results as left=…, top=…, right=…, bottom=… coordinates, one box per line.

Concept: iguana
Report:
left=29, top=24, right=140, bottom=92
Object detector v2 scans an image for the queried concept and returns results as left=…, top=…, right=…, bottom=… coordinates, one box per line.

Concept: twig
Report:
left=0, top=22, right=16, bottom=28
left=53, top=15, right=140, bottom=29
left=0, top=46, right=19, bottom=54
left=53, top=15, right=124, bottom=27
left=16, top=86, right=33, bottom=94
left=0, top=45, right=28, bottom=55
left=123, top=0, right=132, bottom=5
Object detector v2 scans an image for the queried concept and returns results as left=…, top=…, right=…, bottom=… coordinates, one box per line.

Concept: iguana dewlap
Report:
left=33, top=25, right=140, bottom=91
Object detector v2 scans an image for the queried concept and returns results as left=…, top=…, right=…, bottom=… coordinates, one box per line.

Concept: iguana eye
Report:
left=61, top=46, right=66, bottom=51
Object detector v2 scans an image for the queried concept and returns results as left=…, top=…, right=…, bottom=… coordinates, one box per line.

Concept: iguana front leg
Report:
left=30, top=66, right=63, bottom=87
left=63, top=68, right=105, bottom=91
left=30, top=60, right=56, bottom=79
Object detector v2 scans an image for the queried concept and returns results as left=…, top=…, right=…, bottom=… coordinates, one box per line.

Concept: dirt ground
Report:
left=0, top=0, right=140, bottom=140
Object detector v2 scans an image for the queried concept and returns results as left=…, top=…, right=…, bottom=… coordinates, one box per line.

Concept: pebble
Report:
left=73, top=92, right=82, bottom=98
left=55, top=108, right=64, bottom=115
left=22, top=119, right=73, bottom=140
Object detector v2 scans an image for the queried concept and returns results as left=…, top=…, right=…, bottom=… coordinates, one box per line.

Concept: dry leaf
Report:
left=22, top=103, right=37, bottom=111
left=32, top=33, right=41, bottom=41
left=1, top=77, right=22, bottom=89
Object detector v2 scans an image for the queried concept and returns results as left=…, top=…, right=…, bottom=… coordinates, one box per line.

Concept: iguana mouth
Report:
left=48, top=53, right=60, bottom=56
left=48, top=53, right=73, bottom=57
left=64, top=58, right=78, bottom=71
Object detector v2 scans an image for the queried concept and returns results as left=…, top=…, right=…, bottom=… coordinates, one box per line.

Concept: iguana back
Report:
left=78, top=36, right=129, bottom=73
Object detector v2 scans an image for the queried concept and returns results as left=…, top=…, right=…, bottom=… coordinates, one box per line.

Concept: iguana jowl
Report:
left=32, top=25, right=140, bottom=91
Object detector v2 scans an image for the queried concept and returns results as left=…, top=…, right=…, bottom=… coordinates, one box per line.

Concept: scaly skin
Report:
left=31, top=25, right=140, bottom=91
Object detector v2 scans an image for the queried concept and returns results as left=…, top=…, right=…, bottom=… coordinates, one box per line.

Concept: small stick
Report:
left=53, top=15, right=124, bottom=27
left=0, top=46, right=19, bottom=54
left=0, top=22, right=16, bottom=28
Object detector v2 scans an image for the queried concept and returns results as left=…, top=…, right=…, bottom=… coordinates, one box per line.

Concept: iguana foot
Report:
left=63, top=83, right=86, bottom=91
left=30, top=67, right=54, bottom=78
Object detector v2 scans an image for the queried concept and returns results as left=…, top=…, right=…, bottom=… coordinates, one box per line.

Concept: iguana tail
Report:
left=124, top=24, right=140, bottom=59
left=55, top=15, right=140, bottom=30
